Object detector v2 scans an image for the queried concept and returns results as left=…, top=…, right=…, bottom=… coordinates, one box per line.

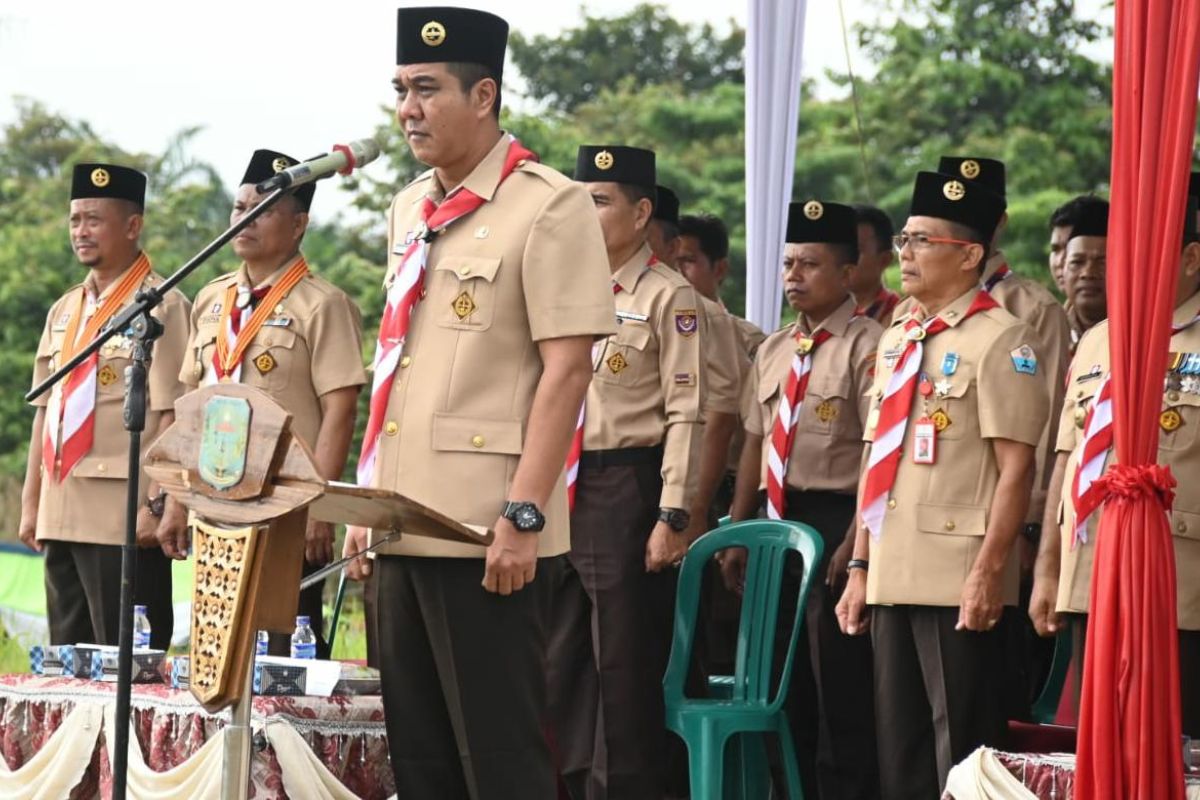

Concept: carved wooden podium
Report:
left=145, top=383, right=490, bottom=799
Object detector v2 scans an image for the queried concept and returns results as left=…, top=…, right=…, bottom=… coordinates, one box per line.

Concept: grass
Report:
left=0, top=628, right=29, bottom=673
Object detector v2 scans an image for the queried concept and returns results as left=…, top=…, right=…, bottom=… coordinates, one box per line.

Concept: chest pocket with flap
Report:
left=432, top=256, right=502, bottom=331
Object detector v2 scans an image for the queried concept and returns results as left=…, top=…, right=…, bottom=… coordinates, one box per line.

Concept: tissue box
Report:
left=87, top=647, right=166, bottom=683
left=333, top=663, right=381, bottom=696
left=253, top=661, right=307, bottom=696
left=30, top=644, right=76, bottom=677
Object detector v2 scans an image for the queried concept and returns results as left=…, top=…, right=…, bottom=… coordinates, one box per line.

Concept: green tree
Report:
left=509, top=3, right=743, bottom=112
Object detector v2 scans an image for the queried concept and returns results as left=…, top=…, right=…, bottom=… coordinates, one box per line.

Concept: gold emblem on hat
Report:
left=98, top=364, right=118, bottom=387
left=960, top=160, right=981, bottom=180
left=271, top=157, right=290, bottom=173
left=803, top=200, right=824, bottom=221
left=814, top=400, right=837, bottom=423
left=1161, top=408, right=1183, bottom=433
left=452, top=291, right=477, bottom=320
left=943, top=180, right=966, bottom=201
left=607, top=352, right=628, bottom=374
left=254, top=353, right=276, bottom=375
left=421, top=21, right=447, bottom=47
left=594, top=150, right=614, bottom=171
left=91, top=168, right=110, bottom=188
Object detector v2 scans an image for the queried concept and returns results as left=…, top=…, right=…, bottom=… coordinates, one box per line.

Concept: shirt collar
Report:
left=236, top=255, right=304, bottom=291
left=82, top=252, right=148, bottom=302
left=912, top=286, right=984, bottom=329
left=612, top=243, right=656, bottom=292
left=425, top=132, right=511, bottom=205
left=797, top=295, right=856, bottom=338
left=981, top=250, right=1007, bottom=282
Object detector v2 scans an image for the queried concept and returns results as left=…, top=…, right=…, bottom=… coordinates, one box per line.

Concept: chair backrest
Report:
left=663, top=519, right=824, bottom=714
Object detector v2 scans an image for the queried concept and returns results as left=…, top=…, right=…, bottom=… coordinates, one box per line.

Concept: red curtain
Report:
left=1076, top=2, right=1200, bottom=798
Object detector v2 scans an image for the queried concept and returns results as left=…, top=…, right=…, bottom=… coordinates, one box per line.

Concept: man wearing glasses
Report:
left=837, top=172, right=1049, bottom=799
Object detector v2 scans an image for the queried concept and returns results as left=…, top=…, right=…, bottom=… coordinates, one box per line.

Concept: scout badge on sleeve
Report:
left=674, top=309, right=698, bottom=337
left=1011, top=344, right=1038, bottom=375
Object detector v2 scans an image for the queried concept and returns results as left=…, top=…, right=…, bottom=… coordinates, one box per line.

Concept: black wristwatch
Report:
left=501, top=501, right=545, bottom=533
left=146, top=490, right=167, bottom=518
left=658, top=507, right=691, bottom=532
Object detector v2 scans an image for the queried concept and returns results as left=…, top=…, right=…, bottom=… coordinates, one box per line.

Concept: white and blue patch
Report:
left=1011, top=344, right=1038, bottom=375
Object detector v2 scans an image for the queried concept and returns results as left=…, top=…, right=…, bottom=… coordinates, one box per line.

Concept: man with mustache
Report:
left=20, top=163, right=190, bottom=650
left=168, top=149, right=366, bottom=658
left=340, top=8, right=616, bottom=798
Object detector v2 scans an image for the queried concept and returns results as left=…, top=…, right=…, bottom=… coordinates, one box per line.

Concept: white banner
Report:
left=744, top=0, right=808, bottom=331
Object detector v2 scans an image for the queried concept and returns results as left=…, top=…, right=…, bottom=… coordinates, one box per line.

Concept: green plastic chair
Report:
left=1031, top=626, right=1073, bottom=724
left=663, top=519, right=824, bottom=800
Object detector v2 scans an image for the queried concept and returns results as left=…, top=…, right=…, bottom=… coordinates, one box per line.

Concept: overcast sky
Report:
left=0, top=0, right=1112, bottom=220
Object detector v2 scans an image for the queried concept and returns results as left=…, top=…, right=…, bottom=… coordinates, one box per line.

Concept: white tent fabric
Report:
left=744, top=0, right=808, bottom=331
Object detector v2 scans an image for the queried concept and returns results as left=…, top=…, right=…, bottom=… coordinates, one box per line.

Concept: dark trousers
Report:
left=44, top=540, right=173, bottom=651
left=267, top=560, right=329, bottom=659
left=696, top=472, right=741, bottom=677
left=546, top=460, right=677, bottom=800
left=376, top=555, right=555, bottom=800
left=872, top=605, right=1006, bottom=800
left=780, top=490, right=879, bottom=800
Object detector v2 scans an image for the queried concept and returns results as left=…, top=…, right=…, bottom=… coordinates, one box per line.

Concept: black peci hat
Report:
left=1067, top=198, right=1108, bottom=241
left=655, top=185, right=680, bottom=225
left=70, top=163, right=147, bottom=208
left=785, top=200, right=858, bottom=246
left=937, top=155, right=1007, bottom=199
left=396, top=7, right=508, bottom=81
left=574, top=145, right=656, bottom=192
left=908, top=171, right=1006, bottom=243
left=241, top=149, right=315, bottom=211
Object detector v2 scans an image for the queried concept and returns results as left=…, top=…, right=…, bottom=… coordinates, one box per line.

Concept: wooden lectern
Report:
left=145, top=384, right=490, bottom=799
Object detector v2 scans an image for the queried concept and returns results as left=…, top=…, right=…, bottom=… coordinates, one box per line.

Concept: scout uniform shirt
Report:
left=745, top=297, right=881, bottom=494
left=584, top=242, right=705, bottom=510
left=895, top=252, right=1069, bottom=525
left=728, top=315, right=767, bottom=472
left=30, top=265, right=191, bottom=545
left=179, top=259, right=367, bottom=449
left=373, top=135, right=616, bottom=558
left=1054, top=290, right=1200, bottom=629
left=700, top=296, right=743, bottom=418
left=863, top=288, right=1049, bottom=606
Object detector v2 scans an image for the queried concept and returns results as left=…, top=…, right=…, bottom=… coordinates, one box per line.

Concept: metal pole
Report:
left=221, top=655, right=255, bottom=800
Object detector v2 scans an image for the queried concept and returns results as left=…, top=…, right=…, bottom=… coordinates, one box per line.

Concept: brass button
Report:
left=886, top=498, right=897, bottom=510
left=96, top=463, right=107, bottom=474
left=1178, top=521, right=1188, bottom=534
left=459, top=266, right=471, bottom=276
left=419, top=288, right=428, bottom=300
left=1168, top=390, right=1181, bottom=402
left=944, top=520, right=956, bottom=532
left=400, top=356, right=412, bottom=368
left=385, top=421, right=399, bottom=436
left=471, top=435, right=485, bottom=448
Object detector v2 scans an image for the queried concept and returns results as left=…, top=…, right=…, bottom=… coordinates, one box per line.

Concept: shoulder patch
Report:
left=675, top=309, right=698, bottom=337
left=1011, top=344, right=1038, bottom=375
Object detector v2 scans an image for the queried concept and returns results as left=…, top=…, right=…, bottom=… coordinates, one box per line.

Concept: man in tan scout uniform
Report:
left=19, top=163, right=190, bottom=650
left=165, top=149, right=365, bottom=659
left=1029, top=176, right=1200, bottom=735
left=648, top=185, right=743, bottom=529
left=837, top=171, right=1048, bottom=799
left=850, top=204, right=901, bottom=327
left=339, top=8, right=615, bottom=798
left=546, top=145, right=704, bottom=800
left=725, top=200, right=881, bottom=799
left=1060, top=198, right=1109, bottom=349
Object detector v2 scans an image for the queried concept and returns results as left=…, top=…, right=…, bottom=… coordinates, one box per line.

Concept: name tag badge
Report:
left=912, top=418, right=937, bottom=465
left=615, top=310, right=649, bottom=323
left=264, top=317, right=292, bottom=328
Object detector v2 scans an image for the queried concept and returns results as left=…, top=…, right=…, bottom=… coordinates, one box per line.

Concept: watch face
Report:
left=516, top=507, right=539, bottom=529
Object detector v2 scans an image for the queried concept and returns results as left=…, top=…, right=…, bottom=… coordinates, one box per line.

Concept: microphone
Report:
left=255, top=138, right=382, bottom=193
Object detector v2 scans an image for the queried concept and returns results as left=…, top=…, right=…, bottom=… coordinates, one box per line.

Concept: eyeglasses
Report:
left=892, top=233, right=977, bottom=253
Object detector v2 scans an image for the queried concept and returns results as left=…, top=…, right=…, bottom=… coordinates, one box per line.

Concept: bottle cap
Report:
left=296, top=615, right=310, bottom=626
left=134, top=605, right=147, bottom=614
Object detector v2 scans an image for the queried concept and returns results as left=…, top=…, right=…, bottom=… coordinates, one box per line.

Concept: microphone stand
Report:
left=26, top=186, right=294, bottom=800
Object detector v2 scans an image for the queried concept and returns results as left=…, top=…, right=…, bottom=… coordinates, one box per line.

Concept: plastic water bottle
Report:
left=290, top=616, right=316, bottom=660
left=256, top=630, right=269, bottom=656
left=132, top=605, right=151, bottom=649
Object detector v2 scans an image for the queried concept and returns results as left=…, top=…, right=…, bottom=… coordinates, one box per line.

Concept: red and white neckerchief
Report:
left=209, top=258, right=309, bottom=385
left=765, top=326, right=833, bottom=520
left=1071, top=309, right=1200, bottom=544
left=860, top=291, right=999, bottom=539
left=565, top=255, right=657, bottom=510
left=854, top=288, right=900, bottom=323
left=43, top=254, right=153, bottom=481
left=357, top=136, right=536, bottom=486
left=983, top=261, right=1012, bottom=292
